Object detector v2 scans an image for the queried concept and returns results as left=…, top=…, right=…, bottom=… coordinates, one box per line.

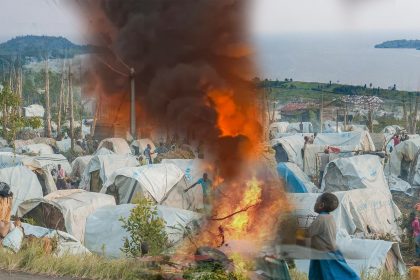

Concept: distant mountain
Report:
left=375, top=39, right=420, bottom=50
left=0, top=35, right=97, bottom=59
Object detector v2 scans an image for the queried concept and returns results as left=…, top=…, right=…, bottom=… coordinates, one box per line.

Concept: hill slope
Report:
left=375, top=39, right=420, bottom=50
left=0, top=35, right=94, bottom=59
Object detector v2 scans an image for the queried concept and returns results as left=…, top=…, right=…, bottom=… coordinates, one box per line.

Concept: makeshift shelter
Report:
left=0, top=152, right=26, bottom=168
left=289, top=189, right=402, bottom=239
left=314, top=131, right=376, bottom=152
left=23, top=104, right=44, bottom=118
left=97, top=138, right=131, bottom=155
left=84, top=204, right=202, bottom=258
left=18, top=189, right=116, bottom=242
left=80, top=154, right=139, bottom=192
left=71, top=156, right=93, bottom=179
left=130, top=138, right=157, bottom=160
left=321, top=155, right=388, bottom=192
left=56, top=139, right=72, bottom=153
left=286, top=122, right=313, bottom=133
left=386, top=137, right=420, bottom=179
left=277, top=163, right=318, bottom=193
left=0, top=166, right=43, bottom=214
left=161, top=159, right=209, bottom=209
left=271, top=135, right=305, bottom=169
left=269, top=122, right=289, bottom=139
left=102, top=163, right=198, bottom=211
left=283, top=233, right=405, bottom=276
left=16, top=143, right=54, bottom=155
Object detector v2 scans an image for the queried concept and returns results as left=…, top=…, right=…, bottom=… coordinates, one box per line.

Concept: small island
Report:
left=375, top=39, right=420, bottom=50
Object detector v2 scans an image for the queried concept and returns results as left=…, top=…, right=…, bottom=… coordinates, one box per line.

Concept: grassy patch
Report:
left=0, top=239, right=163, bottom=280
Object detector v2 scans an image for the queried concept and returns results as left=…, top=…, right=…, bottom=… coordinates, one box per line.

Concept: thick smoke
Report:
left=79, top=0, right=261, bottom=180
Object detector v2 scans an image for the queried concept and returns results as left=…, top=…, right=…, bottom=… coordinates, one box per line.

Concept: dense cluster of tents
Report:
left=0, top=136, right=207, bottom=258
left=272, top=124, right=412, bottom=276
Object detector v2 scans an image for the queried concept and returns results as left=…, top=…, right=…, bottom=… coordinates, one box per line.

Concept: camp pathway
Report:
left=0, top=270, right=84, bottom=280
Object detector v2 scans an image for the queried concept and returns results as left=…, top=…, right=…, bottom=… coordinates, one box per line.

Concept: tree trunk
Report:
left=44, top=58, right=52, bottom=138
left=402, top=96, right=409, bottom=131
left=69, top=63, right=75, bottom=150
left=57, top=61, right=65, bottom=138
left=413, top=93, right=420, bottom=134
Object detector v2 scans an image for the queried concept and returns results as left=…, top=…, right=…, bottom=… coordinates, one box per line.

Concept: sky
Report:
left=250, top=0, right=420, bottom=35
left=1, top=0, right=420, bottom=43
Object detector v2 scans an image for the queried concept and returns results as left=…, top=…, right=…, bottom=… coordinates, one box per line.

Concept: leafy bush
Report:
left=120, top=197, right=168, bottom=257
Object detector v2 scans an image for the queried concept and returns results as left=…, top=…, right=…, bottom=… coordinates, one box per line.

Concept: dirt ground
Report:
left=0, top=270, right=82, bottom=280
left=392, top=191, right=420, bottom=266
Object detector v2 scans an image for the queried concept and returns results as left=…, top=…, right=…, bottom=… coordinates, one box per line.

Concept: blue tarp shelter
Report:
left=277, top=162, right=316, bottom=193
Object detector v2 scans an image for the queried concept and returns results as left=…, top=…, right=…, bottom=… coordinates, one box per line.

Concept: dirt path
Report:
left=0, top=271, right=81, bottom=280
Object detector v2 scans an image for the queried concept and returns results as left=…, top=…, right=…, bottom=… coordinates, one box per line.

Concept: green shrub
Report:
left=120, top=197, right=168, bottom=257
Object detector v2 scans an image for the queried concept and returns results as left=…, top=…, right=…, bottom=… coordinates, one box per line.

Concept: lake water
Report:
left=253, top=32, right=420, bottom=91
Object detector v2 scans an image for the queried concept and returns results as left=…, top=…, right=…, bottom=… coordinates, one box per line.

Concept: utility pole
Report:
left=320, top=93, right=324, bottom=133
left=130, top=67, right=136, bottom=139
left=69, top=63, right=74, bottom=150
left=44, top=57, right=52, bottom=138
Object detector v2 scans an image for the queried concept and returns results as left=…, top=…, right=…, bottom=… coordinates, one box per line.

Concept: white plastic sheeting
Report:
left=0, top=166, right=43, bottom=214
left=286, top=122, right=313, bottom=133
left=21, top=223, right=90, bottom=256
left=285, top=231, right=405, bottom=276
left=71, top=156, right=93, bottom=178
left=56, top=139, right=72, bottom=153
left=22, top=154, right=72, bottom=174
left=386, top=137, right=420, bottom=177
left=0, top=152, right=26, bottom=168
left=80, top=154, right=139, bottom=191
left=84, top=204, right=202, bottom=258
left=321, top=155, right=388, bottom=192
left=289, top=189, right=402, bottom=239
left=161, top=159, right=209, bottom=209
left=23, top=104, right=44, bottom=118
left=97, top=138, right=131, bottom=155
left=18, top=189, right=116, bottom=242
left=16, top=143, right=54, bottom=155
left=269, top=122, right=289, bottom=138
left=103, top=163, right=197, bottom=210
left=314, top=131, right=376, bottom=152
left=387, top=175, right=413, bottom=195
left=271, top=135, right=305, bottom=169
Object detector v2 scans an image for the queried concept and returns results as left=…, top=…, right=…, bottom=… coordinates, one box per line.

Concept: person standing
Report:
left=184, top=173, right=212, bottom=215
left=412, top=215, right=420, bottom=257
left=56, top=164, right=66, bottom=190
left=143, top=144, right=154, bottom=164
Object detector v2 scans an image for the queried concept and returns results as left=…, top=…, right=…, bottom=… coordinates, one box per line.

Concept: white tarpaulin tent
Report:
left=386, top=137, right=420, bottom=178
left=131, top=139, right=157, bottom=160
left=314, top=131, right=376, bottom=152
left=271, top=135, right=305, bottom=169
left=289, top=189, right=402, bottom=239
left=71, top=156, right=93, bottom=179
left=0, top=166, right=43, bottom=214
left=18, top=189, right=116, bottom=242
left=0, top=152, right=26, bottom=168
left=22, top=154, right=72, bottom=174
left=84, top=204, right=202, bottom=258
left=23, top=104, right=44, bottom=118
left=97, top=138, right=131, bottom=155
left=80, top=154, right=139, bottom=192
left=321, top=155, right=388, bottom=192
left=56, top=139, right=72, bottom=153
left=102, top=163, right=198, bottom=210
left=161, top=159, right=209, bottom=209
left=283, top=232, right=405, bottom=276
left=16, top=143, right=54, bottom=155
left=286, top=122, right=313, bottom=133
left=269, top=122, right=289, bottom=138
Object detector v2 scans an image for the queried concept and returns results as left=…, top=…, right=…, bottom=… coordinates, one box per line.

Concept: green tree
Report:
left=120, top=197, right=169, bottom=257
left=0, top=85, right=41, bottom=142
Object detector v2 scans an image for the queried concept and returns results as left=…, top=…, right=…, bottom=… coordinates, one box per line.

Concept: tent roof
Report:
left=0, top=166, right=43, bottom=214
left=103, top=163, right=185, bottom=203
left=84, top=204, right=202, bottom=258
left=314, top=131, right=375, bottom=152
left=97, top=138, right=131, bottom=155
left=321, top=155, right=388, bottom=192
left=271, top=134, right=305, bottom=168
left=22, top=154, right=72, bottom=174
left=277, top=162, right=318, bottom=193
left=18, top=189, right=116, bottom=242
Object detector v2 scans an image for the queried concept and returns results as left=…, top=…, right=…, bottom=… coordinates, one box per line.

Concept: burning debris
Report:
left=76, top=0, right=288, bottom=251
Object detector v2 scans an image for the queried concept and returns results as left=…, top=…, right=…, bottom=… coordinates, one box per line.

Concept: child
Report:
left=308, top=193, right=359, bottom=280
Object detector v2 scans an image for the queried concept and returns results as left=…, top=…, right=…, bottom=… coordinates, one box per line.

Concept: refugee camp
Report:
left=1, top=0, right=420, bottom=279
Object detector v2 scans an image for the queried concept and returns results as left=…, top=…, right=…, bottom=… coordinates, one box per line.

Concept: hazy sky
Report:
left=251, top=0, right=420, bottom=34
left=1, top=0, right=420, bottom=44
left=0, top=0, right=84, bottom=43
